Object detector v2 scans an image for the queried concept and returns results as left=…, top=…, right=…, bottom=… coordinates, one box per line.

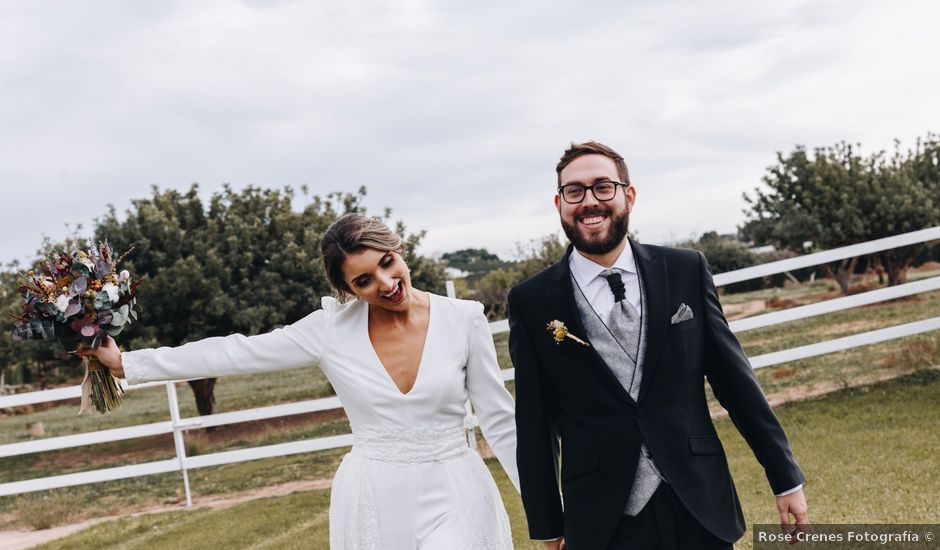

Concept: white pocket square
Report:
left=671, top=303, right=694, bottom=324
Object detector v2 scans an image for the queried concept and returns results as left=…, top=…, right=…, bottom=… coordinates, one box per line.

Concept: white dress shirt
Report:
left=569, top=243, right=641, bottom=321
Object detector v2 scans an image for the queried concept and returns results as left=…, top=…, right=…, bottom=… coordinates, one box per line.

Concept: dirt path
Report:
left=0, top=478, right=333, bottom=549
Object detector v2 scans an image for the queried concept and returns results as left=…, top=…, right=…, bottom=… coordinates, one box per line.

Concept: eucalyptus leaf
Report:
left=97, top=310, right=113, bottom=325
left=72, top=263, right=90, bottom=277
left=70, top=276, right=87, bottom=296
left=93, top=292, right=112, bottom=310
left=105, top=325, right=124, bottom=337
left=110, top=308, right=126, bottom=326
left=64, top=300, right=81, bottom=317
left=95, top=260, right=110, bottom=277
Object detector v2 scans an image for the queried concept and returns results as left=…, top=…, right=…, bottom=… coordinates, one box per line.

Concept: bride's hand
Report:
left=75, top=335, right=125, bottom=379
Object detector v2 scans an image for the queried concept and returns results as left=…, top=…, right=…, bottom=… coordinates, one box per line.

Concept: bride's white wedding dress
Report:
left=121, top=293, right=519, bottom=549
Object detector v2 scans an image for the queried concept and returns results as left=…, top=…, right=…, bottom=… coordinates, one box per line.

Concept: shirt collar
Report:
left=569, top=240, right=638, bottom=289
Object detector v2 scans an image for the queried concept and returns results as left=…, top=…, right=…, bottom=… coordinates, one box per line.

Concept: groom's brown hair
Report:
left=556, top=141, right=631, bottom=186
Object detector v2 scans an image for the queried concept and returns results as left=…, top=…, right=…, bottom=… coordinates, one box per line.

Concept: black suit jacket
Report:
left=509, top=241, right=804, bottom=549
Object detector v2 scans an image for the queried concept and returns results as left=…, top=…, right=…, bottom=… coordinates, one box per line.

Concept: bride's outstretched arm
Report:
left=465, top=302, right=520, bottom=493
left=117, top=307, right=331, bottom=385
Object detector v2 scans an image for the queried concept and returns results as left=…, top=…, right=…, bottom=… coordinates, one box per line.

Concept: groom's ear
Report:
left=554, top=193, right=561, bottom=211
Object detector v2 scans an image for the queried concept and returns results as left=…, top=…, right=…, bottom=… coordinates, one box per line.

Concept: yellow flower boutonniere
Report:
left=546, top=320, right=590, bottom=347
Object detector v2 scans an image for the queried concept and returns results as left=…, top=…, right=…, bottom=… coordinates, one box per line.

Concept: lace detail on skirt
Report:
left=330, top=453, right=380, bottom=549
left=441, top=448, right=514, bottom=549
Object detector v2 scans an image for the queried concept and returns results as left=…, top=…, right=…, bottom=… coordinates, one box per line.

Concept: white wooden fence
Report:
left=1, top=226, right=938, bottom=504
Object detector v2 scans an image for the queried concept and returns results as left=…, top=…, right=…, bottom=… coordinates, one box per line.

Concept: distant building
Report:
left=444, top=266, right=470, bottom=279
left=749, top=244, right=776, bottom=255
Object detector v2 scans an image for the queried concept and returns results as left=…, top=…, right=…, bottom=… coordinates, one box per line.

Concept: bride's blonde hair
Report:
left=321, top=213, right=405, bottom=299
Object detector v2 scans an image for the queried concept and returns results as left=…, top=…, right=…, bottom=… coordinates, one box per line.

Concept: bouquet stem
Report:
left=79, top=347, right=124, bottom=414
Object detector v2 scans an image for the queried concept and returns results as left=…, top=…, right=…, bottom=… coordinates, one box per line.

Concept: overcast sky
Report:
left=2, top=0, right=938, bottom=267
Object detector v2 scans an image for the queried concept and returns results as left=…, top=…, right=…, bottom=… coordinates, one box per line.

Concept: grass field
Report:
left=30, top=369, right=940, bottom=549
left=1, top=269, right=939, bottom=544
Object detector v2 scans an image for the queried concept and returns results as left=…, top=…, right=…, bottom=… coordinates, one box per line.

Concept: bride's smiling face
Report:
left=342, top=247, right=415, bottom=311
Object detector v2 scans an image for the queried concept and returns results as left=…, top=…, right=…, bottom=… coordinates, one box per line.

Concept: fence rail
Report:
left=2, top=226, right=938, bottom=501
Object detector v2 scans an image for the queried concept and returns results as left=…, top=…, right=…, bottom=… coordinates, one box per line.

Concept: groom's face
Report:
left=556, top=154, right=636, bottom=255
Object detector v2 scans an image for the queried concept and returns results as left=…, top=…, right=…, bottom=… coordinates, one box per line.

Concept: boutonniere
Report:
left=546, top=320, right=590, bottom=347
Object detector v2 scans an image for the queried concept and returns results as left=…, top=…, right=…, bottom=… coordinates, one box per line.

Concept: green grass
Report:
left=723, top=369, right=940, bottom=549
left=32, top=369, right=940, bottom=549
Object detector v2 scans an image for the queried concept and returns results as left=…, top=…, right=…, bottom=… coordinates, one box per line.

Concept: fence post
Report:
left=165, top=382, right=193, bottom=507
left=447, top=280, right=481, bottom=451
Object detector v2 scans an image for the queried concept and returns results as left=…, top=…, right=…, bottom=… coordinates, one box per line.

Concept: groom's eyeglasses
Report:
left=557, top=181, right=629, bottom=204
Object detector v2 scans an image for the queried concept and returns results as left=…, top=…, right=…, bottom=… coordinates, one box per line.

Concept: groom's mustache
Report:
left=576, top=207, right=612, bottom=220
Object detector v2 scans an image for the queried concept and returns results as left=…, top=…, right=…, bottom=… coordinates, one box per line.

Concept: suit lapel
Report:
left=633, top=240, right=667, bottom=403
left=549, top=246, right=635, bottom=404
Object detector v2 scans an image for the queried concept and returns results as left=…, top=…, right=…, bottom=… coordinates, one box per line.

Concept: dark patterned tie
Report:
left=605, top=271, right=627, bottom=302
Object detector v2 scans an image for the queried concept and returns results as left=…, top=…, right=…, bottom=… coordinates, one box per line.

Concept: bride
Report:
left=81, top=213, right=520, bottom=549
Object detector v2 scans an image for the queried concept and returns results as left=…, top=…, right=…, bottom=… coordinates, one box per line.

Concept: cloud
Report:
left=1, top=1, right=938, bottom=266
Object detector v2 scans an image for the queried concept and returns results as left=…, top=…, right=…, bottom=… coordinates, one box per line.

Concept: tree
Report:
left=676, top=232, right=760, bottom=293
left=475, top=268, right=519, bottom=320
left=441, top=249, right=507, bottom=274
left=742, top=136, right=940, bottom=293
left=512, top=233, right=567, bottom=281
left=864, top=136, right=940, bottom=285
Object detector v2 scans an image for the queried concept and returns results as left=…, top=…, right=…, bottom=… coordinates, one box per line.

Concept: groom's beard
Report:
left=561, top=206, right=630, bottom=255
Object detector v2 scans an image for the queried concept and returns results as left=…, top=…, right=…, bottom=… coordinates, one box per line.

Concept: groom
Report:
left=509, top=141, right=808, bottom=549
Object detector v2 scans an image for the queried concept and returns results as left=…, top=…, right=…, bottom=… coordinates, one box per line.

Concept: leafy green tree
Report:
left=863, top=136, right=940, bottom=285
left=441, top=249, right=507, bottom=274
left=676, top=232, right=760, bottom=293
left=742, top=136, right=940, bottom=293
left=474, top=268, right=519, bottom=320
left=512, top=233, right=568, bottom=281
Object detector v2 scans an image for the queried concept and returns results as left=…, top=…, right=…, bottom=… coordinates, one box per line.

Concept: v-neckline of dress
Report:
left=363, top=293, right=434, bottom=396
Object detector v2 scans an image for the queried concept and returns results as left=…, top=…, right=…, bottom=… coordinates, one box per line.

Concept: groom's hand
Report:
left=776, top=488, right=809, bottom=533
left=541, top=537, right=565, bottom=550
